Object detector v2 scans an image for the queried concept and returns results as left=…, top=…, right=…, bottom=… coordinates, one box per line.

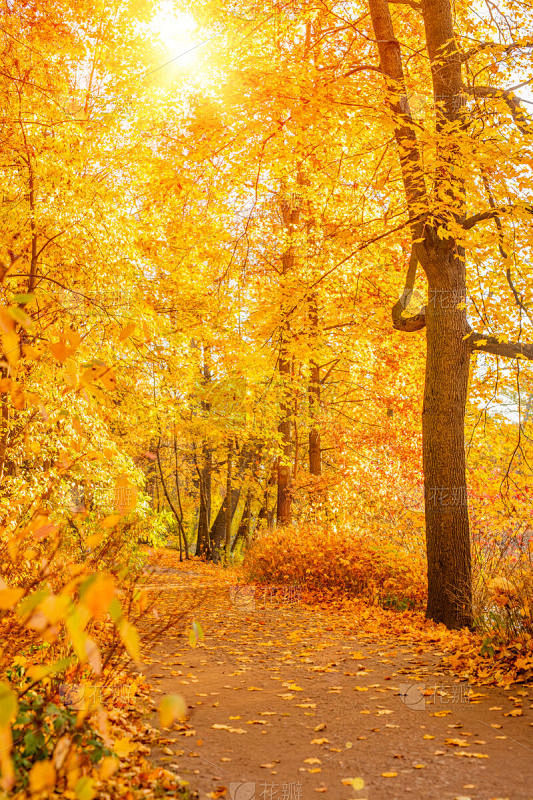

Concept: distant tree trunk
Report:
left=196, top=345, right=212, bottom=558
left=277, top=187, right=299, bottom=525
left=231, top=491, right=251, bottom=553
left=173, top=428, right=189, bottom=559
left=211, top=440, right=254, bottom=561
left=276, top=375, right=292, bottom=525
left=156, top=438, right=183, bottom=561
left=224, top=441, right=233, bottom=563
left=308, top=293, right=321, bottom=477
left=195, top=444, right=212, bottom=558
left=210, top=486, right=241, bottom=561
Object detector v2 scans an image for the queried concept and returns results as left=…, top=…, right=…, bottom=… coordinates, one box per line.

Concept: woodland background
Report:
left=0, top=0, right=532, bottom=796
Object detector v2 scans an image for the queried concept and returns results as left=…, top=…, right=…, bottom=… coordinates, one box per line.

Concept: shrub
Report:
left=244, top=523, right=427, bottom=609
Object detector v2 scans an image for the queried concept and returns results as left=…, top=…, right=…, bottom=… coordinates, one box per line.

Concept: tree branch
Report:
left=392, top=248, right=426, bottom=332
left=467, top=332, right=533, bottom=360
left=388, top=0, right=421, bottom=8
left=463, top=203, right=532, bottom=230
left=463, top=206, right=511, bottom=229
left=464, top=84, right=533, bottom=134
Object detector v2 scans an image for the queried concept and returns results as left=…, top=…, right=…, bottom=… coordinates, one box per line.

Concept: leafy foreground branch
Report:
left=0, top=517, right=196, bottom=799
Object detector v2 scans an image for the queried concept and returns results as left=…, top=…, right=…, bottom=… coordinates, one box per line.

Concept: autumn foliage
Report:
left=245, top=523, right=427, bottom=610
left=1, top=0, right=533, bottom=794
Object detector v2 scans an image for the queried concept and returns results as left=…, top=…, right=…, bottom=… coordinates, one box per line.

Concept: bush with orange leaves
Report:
left=244, top=523, right=427, bottom=610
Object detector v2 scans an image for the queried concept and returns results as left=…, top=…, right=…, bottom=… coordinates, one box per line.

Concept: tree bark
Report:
left=156, top=438, right=184, bottom=561
left=195, top=443, right=212, bottom=558
left=308, top=293, right=321, bottom=477
left=369, top=0, right=473, bottom=628
left=196, top=345, right=212, bottom=558
left=277, top=346, right=292, bottom=525
left=224, top=441, right=233, bottom=563
left=173, top=428, right=189, bottom=559
left=276, top=180, right=301, bottom=525
left=232, top=490, right=251, bottom=553
left=423, top=262, right=472, bottom=627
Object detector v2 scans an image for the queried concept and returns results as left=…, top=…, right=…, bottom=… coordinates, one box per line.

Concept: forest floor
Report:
left=137, top=553, right=533, bottom=800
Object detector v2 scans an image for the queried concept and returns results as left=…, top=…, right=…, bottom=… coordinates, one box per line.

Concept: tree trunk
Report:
left=368, top=0, right=474, bottom=629
left=423, top=261, right=472, bottom=628
left=308, top=294, right=321, bottom=477
left=277, top=253, right=294, bottom=525
left=173, top=428, right=189, bottom=559
left=196, top=345, right=212, bottom=558
left=224, top=442, right=233, bottom=563
left=210, top=486, right=241, bottom=560
left=277, top=359, right=292, bottom=524
left=156, top=438, right=183, bottom=561
left=232, top=491, right=251, bottom=553
left=195, top=444, right=212, bottom=558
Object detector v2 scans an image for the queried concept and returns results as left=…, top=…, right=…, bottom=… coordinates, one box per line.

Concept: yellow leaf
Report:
left=75, top=776, right=96, bottom=800
left=99, top=756, right=119, bottom=779
left=159, top=694, right=187, bottom=727
left=381, top=772, right=398, bottom=778
left=0, top=724, right=14, bottom=790
left=82, top=573, right=116, bottom=619
left=40, top=594, right=70, bottom=624
left=113, top=737, right=137, bottom=757
left=119, top=322, right=136, bottom=341
left=86, top=532, right=105, bottom=549
left=101, top=514, right=121, bottom=529
left=2, top=331, right=19, bottom=367
left=53, top=735, right=71, bottom=770
left=0, top=587, right=24, bottom=610
left=119, top=620, right=140, bottom=662
left=48, top=339, right=69, bottom=363
left=29, top=760, right=56, bottom=794
left=504, top=708, right=523, bottom=717
left=0, top=683, right=18, bottom=726
left=341, top=777, right=365, bottom=790
left=0, top=308, right=14, bottom=334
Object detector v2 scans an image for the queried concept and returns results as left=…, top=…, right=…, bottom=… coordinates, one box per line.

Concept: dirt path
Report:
left=139, top=560, right=533, bottom=800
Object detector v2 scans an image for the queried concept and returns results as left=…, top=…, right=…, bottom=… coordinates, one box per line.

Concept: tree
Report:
left=368, top=0, right=533, bottom=627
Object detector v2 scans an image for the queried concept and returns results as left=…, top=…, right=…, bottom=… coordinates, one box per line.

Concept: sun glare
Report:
left=149, top=1, right=203, bottom=73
